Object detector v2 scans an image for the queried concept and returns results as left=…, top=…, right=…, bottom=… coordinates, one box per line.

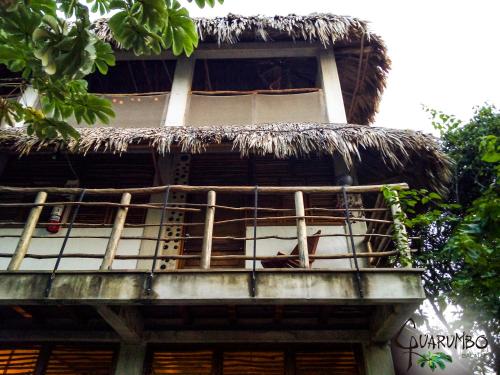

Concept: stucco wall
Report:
left=244, top=224, right=368, bottom=269
left=0, top=227, right=142, bottom=270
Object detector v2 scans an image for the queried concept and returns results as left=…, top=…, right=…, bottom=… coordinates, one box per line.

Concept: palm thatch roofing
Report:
left=92, top=13, right=390, bottom=125
left=0, top=123, right=451, bottom=193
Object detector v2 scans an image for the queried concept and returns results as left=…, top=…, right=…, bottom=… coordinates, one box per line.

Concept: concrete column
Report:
left=137, top=155, right=173, bottom=270
left=318, top=49, right=347, bottom=123
left=363, top=342, right=396, bottom=375
left=164, top=56, right=195, bottom=127
left=114, top=343, right=147, bottom=375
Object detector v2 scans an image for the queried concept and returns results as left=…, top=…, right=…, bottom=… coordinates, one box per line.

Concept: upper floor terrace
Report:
left=3, top=14, right=390, bottom=130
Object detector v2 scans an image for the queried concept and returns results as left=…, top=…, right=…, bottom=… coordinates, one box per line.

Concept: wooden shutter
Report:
left=295, top=351, right=359, bottom=375
left=0, top=154, right=155, bottom=224
left=44, top=346, right=115, bottom=375
left=0, top=347, right=40, bottom=374
left=150, top=351, right=213, bottom=375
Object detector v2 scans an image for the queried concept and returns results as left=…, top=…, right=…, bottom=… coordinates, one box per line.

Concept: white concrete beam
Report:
left=114, top=343, right=146, bottom=375
left=0, top=270, right=426, bottom=304
left=370, top=304, right=420, bottom=343
left=363, top=342, right=396, bottom=375
left=318, top=49, right=347, bottom=123
left=163, top=57, right=195, bottom=127
left=95, top=306, right=143, bottom=343
left=115, top=42, right=321, bottom=60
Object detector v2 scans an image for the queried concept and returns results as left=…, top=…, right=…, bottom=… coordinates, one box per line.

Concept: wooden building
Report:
left=0, top=14, right=451, bottom=375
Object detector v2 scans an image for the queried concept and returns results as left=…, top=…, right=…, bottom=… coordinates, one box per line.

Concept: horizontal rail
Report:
left=0, top=183, right=413, bottom=274
left=190, top=88, right=320, bottom=96
left=0, top=250, right=410, bottom=260
left=0, top=233, right=423, bottom=241
left=0, top=183, right=408, bottom=195
left=0, top=202, right=199, bottom=212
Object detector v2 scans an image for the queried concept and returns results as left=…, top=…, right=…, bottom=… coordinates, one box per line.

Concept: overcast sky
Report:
left=186, top=0, right=500, bottom=134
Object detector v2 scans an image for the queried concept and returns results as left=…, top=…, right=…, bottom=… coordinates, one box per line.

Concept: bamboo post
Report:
left=200, top=190, right=216, bottom=269
left=389, top=190, right=412, bottom=268
left=294, top=191, right=309, bottom=268
left=8, top=191, right=47, bottom=271
left=100, top=192, right=131, bottom=270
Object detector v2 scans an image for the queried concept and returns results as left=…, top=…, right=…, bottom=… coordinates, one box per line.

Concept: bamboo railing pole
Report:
left=200, top=190, right=216, bottom=270
left=7, top=191, right=47, bottom=271
left=389, top=190, right=412, bottom=267
left=294, top=191, right=309, bottom=268
left=100, top=192, right=131, bottom=270
left=0, top=183, right=409, bottom=195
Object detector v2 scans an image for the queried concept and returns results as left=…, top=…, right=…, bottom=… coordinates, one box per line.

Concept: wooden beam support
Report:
left=115, top=42, right=321, bottom=61
left=318, top=306, right=332, bottom=325
left=95, top=306, right=143, bottom=343
left=163, top=56, right=195, bottom=126
left=0, top=329, right=370, bottom=343
left=178, top=306, right=193, bottom=325
left=294, top=191, right=309, bottom=268
left=201, top=190, right=216, bottom=269
left=8, top=191, right=47, bottom=271
left=101, top=192, right=131, bottom=270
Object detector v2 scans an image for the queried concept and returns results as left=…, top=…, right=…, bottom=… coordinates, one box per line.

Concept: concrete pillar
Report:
left=114, top=343, right=147, bottom=375
left=164, top=56, right=195, bottom=127
left=363, top=342, right=396, bottom=375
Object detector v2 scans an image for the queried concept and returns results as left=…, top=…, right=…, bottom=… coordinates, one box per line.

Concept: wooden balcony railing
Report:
left=0, top=184, right=414, bottom=295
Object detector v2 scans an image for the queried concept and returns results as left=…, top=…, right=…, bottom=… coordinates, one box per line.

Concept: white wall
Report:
left=244, top=224, right=368, bottom=269
left=0, top=228, right=142, bottom=271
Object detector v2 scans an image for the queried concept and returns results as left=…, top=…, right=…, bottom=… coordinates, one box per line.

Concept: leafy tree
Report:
left=395, top=105, right=499, bottom=374
left=0, top=0, right=223, bottom=138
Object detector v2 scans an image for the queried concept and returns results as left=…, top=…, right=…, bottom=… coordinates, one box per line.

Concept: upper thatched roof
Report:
left=92, top=14, right=390, bottom=125
left=0, top=123, right=451, bottom=192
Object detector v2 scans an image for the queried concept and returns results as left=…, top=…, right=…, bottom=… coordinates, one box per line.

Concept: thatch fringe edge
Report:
left=0, top=123, right=452, bottom=190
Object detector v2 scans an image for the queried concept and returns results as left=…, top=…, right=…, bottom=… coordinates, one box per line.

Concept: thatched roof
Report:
left=0, top=123, right=451, bottom=192
left=92, top=14, right=390, bottom=125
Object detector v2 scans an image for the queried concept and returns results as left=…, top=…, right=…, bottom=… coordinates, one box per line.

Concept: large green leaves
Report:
left=109, top=0, right=199, bottom=56
left=109, top=11, right=166, bottom=55
left=191, top=0, right=223, bottom=8
left=164, top=0, right=198, bottom=56
left=0, top=0, right=222, bottom=140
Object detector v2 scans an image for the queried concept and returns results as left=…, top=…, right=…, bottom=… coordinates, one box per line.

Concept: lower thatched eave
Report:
left=0, top=123, right=451, bottom=193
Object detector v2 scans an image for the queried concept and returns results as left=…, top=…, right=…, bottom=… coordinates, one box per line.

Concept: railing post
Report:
left=294, top=191, right=309, bottom=268
left=100, top=192, right=131, bottom=270
left=8, top=191, right=47, bottom=271
left=201, top=190, right=216, bottom=269
left=389, top=190, right=412, bottom=267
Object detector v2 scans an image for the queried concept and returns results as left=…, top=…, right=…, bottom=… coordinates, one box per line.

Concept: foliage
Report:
left=417, top=351, right=453, bottom=372
left=381, top=185, right=412, bottom=267
left=403, top=105, right=500, bottom=374
left=0, top=0, right=223, bottom=138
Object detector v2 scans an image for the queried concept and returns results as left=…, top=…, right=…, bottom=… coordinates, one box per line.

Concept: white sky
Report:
left=186, top=0, right=500, bottom=134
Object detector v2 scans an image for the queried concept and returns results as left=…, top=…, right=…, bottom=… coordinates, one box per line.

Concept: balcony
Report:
left=186, top=89, right=327, bottom=127
left=0, top=184, right=424, bottom=308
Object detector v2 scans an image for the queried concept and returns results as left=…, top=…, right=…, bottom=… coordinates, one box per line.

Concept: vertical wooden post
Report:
left=201, top=190, right=216, bottom=269
left=101, top=192, right=131, bottom=270
left=8, top=191, right=47, bottom=271
left=389, top=191, right=412, bottom=268
left=294, top=191, right=309, bottom=268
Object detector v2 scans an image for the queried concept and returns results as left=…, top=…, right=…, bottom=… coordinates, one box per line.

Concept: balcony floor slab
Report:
left=0, top=269, right=425, bottom=305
